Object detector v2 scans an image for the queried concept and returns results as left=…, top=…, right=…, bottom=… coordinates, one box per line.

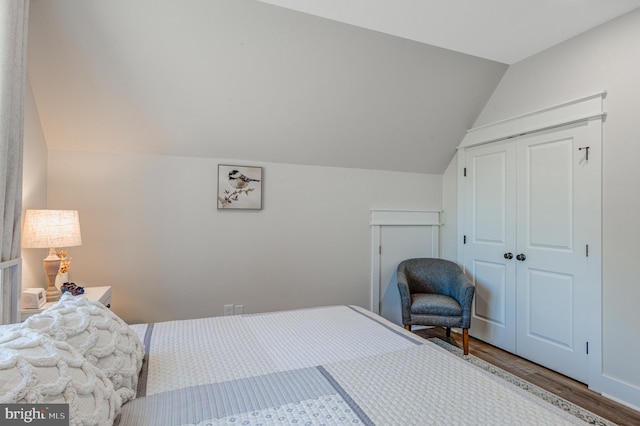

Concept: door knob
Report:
left=504, top=252, right=513, bottom=259
left=516, top=253, right=526, bottom=261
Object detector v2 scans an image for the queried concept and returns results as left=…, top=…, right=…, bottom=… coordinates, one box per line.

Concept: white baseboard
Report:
left=591, top=374, right=640, bottom=412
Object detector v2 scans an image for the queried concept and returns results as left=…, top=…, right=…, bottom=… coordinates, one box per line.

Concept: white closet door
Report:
left=464, top=141, right=517, bottom=352
left=514, top=123, right=600, bottom=383
left=463, top=122, right=601, bottom=383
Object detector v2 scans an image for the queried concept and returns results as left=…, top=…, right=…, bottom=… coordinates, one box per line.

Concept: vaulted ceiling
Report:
left=257, top=0, right=640, bottom=65
left=27, top=0, right=640, bottom=174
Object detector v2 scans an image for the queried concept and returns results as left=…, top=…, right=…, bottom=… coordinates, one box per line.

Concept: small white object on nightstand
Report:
left=21, top=288, right=47, bottom=309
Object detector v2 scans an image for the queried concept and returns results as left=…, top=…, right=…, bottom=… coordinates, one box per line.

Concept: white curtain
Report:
left=0, top=0, right=28, bottom=324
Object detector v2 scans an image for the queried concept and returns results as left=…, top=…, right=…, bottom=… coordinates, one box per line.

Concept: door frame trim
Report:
left=458, top=91, right=606, bottom=150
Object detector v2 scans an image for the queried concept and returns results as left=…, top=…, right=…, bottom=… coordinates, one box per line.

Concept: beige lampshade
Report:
left=22, top=210, right=82, bottom=249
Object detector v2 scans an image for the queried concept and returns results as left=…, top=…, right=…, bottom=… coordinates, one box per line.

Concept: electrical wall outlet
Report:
left=234, top=304, right=244, bottom=315
left=224, top=304, right=234, bottom=316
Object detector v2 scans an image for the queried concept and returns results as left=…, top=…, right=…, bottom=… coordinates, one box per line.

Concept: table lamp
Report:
left=22, top=209, right=82, bottom=302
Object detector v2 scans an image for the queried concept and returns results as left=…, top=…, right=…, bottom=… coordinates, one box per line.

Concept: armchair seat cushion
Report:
left=410, top=293, right=462, bottom=317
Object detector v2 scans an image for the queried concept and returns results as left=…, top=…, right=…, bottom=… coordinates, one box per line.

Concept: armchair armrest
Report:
left=452, top=271, right=475, bottom=328
left=397, top=263, right=412, bottom=324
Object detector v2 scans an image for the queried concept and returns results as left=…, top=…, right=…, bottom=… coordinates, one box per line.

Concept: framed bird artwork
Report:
left=217, top=164, right=263, bottom=209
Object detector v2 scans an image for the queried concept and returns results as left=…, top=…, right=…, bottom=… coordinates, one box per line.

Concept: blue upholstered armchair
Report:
left=397, top=258, right=475, bottom=354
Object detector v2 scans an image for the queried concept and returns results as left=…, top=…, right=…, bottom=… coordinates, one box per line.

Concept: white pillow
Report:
left=23, top=293, right=145, bottom=403
left=0, top=327, right=121, bottom=425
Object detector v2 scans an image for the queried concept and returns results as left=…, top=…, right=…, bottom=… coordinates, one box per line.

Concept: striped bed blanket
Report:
left=116, top=305, right=587, bottom=425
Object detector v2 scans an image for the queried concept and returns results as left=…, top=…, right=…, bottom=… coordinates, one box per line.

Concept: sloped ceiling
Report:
left=257, top=0, right=640, bottom=65
left=26, top=0, right=640, bottom=174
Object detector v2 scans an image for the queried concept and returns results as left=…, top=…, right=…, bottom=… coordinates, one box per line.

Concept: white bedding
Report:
left=119, top=305, right=594, bottom=425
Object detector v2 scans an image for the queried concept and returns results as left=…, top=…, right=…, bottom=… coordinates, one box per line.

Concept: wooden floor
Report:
left=415, top=327, right=640, bottom=426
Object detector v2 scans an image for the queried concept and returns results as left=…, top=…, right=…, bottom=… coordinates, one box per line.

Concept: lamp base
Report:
left=43, top=252, right=62, bottom=302
left=45, top=285, right=62, bottom=302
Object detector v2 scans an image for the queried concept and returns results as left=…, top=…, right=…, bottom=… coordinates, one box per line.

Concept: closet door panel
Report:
left=526, top=138, right=574, bottom=250
left=525, top=269, right=574, bottom=348
left=515, top=124, right=596, bottom=384
left=470, top=260, right=508, bottom=325
left=464, top=142, right=517, bottom=352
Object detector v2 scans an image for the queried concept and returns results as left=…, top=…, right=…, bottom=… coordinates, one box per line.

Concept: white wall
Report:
left=440, top=152, right=458, bottom=262
left=44, top=149, right=441, bottom=324
left=21, top=78, right=48, bottom=289
left=446, top=8, right=640, bottom=408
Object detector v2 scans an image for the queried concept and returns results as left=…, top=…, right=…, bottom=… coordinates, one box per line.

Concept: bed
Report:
left=1, top=296, right=604, bottom=425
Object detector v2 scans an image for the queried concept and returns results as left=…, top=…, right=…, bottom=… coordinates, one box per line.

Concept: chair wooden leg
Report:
left=462, top=328, right=469, bottom=355
left=404, top=324, right=411, bottom=331
left=445, top=327, right=451, bottom=338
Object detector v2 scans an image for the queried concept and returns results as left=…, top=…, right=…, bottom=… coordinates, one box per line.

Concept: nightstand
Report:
left=21, top=286, right=112, bottom=321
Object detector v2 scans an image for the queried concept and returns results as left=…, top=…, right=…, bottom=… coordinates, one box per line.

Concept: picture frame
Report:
left=217, top=164, right=263, bottom=210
